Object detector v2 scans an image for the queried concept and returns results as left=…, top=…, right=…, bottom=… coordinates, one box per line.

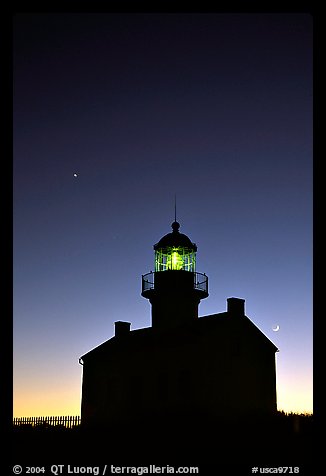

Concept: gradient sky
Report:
left=13, top=12, right=313, bottom=417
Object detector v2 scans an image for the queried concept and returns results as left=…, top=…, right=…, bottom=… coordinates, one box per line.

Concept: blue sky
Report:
left=13, top=12, right=312, bottom=416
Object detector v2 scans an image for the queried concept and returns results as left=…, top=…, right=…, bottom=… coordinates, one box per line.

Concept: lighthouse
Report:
left=79, top=218, right=278, bottom=428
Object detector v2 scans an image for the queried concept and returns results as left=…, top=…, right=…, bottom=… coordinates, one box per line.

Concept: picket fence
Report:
left=13, top=416, right=81, bottom=428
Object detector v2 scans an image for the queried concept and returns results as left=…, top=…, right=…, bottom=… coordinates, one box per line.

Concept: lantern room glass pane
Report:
left=155, top=247, right=196, bottom=272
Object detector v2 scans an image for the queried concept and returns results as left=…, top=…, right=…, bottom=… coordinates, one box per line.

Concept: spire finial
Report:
left=171, top=221, right=180, bottom=232
left=174, top=193, right=177, bottom=223
left=171, top=193, right=180, bottom=232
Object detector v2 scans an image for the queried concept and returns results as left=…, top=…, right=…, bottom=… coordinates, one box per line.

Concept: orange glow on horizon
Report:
left=14, top=390, right=81, bottom=418
left=13, top=370, right=82, bottom=418
left=13, top=384, right=313, bottom=419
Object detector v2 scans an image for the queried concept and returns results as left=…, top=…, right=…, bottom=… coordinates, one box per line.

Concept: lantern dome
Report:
left=154, top=221, right=197, bottom=251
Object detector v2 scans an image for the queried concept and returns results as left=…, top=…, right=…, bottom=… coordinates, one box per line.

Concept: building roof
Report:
left=80, top=311, right=278, bottom=364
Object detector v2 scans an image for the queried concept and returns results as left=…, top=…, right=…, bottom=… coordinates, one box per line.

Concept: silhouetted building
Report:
left=79, top=221, right=278, bottom=427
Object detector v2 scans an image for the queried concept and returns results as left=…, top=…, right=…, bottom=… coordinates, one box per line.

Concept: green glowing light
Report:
left=170, top=249, right=183, bottom=270
left=155, top=247, right=196, bottom=272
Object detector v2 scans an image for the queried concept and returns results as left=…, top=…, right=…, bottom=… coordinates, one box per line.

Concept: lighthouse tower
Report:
left=141, top=221, right=208, bottom=330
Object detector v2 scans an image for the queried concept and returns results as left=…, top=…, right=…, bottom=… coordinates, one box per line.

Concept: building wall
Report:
left=81, top=321, right=277, bottom=427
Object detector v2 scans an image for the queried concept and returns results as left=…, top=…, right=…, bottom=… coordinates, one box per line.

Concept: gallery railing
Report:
left=142, top=271, right=208, bottom=294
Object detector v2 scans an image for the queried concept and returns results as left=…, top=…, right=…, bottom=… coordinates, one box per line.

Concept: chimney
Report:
left=114, top=321, right=131, bottom=337
left=227, top=297, right=245, bottom=316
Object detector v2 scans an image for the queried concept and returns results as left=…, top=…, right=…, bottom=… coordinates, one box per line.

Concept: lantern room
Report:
left=154, top=221, right=197, bottom=272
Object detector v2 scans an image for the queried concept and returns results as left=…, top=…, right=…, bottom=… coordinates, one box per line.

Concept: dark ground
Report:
left=11, top=413, right=315, bottom=475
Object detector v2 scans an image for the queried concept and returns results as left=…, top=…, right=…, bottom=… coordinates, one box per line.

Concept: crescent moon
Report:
left=272, top=325, right=280, bottom=332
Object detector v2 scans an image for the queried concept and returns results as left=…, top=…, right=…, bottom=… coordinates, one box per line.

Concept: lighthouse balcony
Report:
left=141, top=271, right=208, bottom=298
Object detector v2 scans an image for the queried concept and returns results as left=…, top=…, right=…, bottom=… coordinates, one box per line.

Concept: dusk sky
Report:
left=13, top=12, right=312, bottom=417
